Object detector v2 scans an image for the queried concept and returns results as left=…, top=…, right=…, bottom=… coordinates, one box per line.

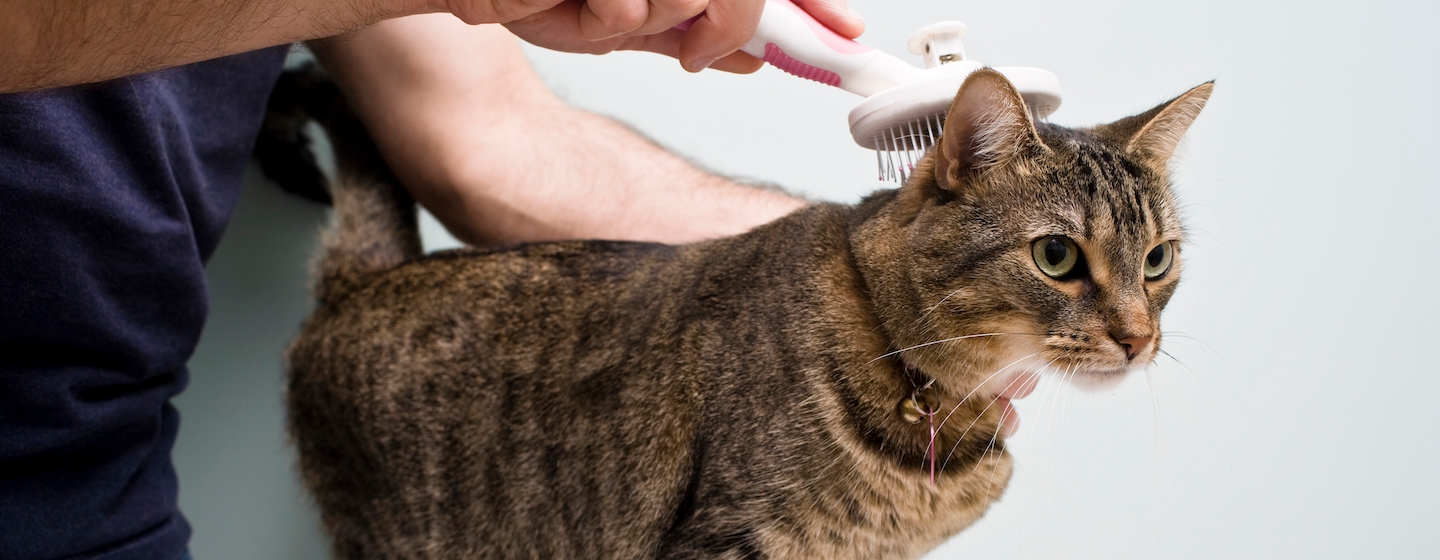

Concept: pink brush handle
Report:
left=760, top=0, right=871, bottom=55
left=680, top=1, right=921, bottom=97
left=675, top=0, right=860, bottom=52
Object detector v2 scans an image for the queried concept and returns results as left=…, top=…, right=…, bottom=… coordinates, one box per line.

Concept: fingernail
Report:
left=692, top=57, right=717, bottom=71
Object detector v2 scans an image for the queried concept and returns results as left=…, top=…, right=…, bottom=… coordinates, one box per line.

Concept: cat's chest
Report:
left=746, top=427, right=1013, bottom=559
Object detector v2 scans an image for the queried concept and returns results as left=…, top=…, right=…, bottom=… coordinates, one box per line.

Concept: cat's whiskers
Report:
left=907, top=340, right=990, bottom=473
left=1058, top=361, right=1080, bottom=438
left=1059, top=362, right=1082, bottom=457
left=1143, top=365, right=1167, bottom=465
left=933, top=354, right=1048, bottom=457
left=938, top=354, right=1057, bottom=472
left=1158, top=332, right=1229, bottom=398
left=1155, top=346, right=1218, bottom=409
left=932, top=351, right=1044, bottom=437
left=1032, top=361, right=1082, bottom=485
left=866, top=332, right=1036, bottom=365
left=1160, top=331, right=1221, bottom=356
left=979, top=367, right=1025, bottom=489
left=967, top=368, right=1038, bottom=483
left=978, top=404, right=1013, bottom=505
left=1039, top=361, right=1076, bottom=456
left=916, top=287, right=967, bottom=326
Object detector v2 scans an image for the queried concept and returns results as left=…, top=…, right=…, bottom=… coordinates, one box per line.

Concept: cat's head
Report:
left=853, top=69, right=1212, bottom=396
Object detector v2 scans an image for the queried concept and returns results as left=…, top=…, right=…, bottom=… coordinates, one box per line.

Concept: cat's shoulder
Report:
left=417, top=239, right=679, bottom=265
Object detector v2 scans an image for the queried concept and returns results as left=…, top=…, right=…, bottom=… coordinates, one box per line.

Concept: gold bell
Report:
left=898, top=396, right=926, bottom=424
left=896, top=388, right=939, bottom=424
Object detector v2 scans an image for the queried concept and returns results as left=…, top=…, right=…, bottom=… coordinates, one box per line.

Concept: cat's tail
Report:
left=257, top=62, right=423, bottom=305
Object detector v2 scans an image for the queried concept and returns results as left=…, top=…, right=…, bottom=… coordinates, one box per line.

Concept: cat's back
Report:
left=283, top=220, right=848, bottom=559
left=285, top=203, right=885, bottom=559
left=287, top=238, right=716, bottom=559
left=298, top=203, right=852, bottom=364
left=300, top=239, right=684, bottom=359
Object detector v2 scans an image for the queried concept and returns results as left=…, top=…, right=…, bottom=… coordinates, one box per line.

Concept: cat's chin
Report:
left=1064, top=368, right=1131, bottom=391
left=1063, top=358, right=1162, bottom=391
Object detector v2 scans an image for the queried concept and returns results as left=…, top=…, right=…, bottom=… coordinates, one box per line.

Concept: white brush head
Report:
left=845, top=20, right=1063, bottom=182
left=849, top=65, right=1062, bottom=182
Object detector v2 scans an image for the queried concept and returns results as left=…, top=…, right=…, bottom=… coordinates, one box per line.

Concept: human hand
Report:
left=440, top=0, right=864, bottom=73
left=312, top=16, right=807, bottom=245
left=995, top=371, right=1039, bottom=438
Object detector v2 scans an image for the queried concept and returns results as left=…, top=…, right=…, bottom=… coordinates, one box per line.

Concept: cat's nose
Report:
left=1111, top=333, right=1153, bottom=360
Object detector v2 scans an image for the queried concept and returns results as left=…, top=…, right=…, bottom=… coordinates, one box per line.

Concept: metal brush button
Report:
left=907, top=21, right=969, bottom=69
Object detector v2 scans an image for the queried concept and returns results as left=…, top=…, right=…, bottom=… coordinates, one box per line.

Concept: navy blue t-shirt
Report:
left=0, top=47, right=288, bottom=560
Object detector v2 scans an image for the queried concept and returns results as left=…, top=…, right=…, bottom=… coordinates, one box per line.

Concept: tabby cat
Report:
left=284, top=68, right=1212, bottom=559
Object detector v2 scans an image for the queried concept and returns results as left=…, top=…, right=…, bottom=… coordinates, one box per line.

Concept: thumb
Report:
left=620, top=30, right=764, bottom=74
left=790, top=0, right=865, bottom=39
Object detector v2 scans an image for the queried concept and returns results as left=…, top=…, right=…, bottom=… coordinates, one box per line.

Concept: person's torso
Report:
left=0, top=46, right=288, bottom=560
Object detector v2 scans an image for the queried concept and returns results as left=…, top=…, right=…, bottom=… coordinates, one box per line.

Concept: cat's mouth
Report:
left=1033, top=331, right=1154, bottom=391
left=1047, top=350, right=1154, bottom=391
left=915, top=329, right=1150, bottom=437
left=971, top=346, right=1147, bottom=436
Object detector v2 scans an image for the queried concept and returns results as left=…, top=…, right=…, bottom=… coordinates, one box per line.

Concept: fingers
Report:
left=507, top=4, right=630, bottom=54
left=502, top=0, right=778, bottom=73
left=997, top=397, right=1020, bottom=438
left=677, top=0, right=764, bottom=72
left=578, top=0, right=709, bottom=40
left=621, top=29, right=764, bottom=73
left=995, top=371, right=1037, bottom=438
left=448, top=0, right=569, bottom=26
left=707, top=51, right=763, bottom=73
left=790, top=0, right=865, bottom=38
left=997, top=371, right=1040, bottom=399
left=626, top=0, right=710, bottom=37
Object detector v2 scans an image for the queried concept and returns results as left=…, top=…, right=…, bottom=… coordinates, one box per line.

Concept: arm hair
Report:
left=0, top=0, right=433, bottom=92
left=311, top=15, right=806, bottom=245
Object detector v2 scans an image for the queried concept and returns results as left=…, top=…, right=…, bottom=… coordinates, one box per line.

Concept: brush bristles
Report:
left=873, top=114, right=946, bottom=183
left=872, top=107, right=1047, bottom=182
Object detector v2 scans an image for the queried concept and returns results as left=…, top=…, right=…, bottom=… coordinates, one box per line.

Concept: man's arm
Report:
left=1, top=0, right=860, bottom=93
left=0, top=0, right=431, bottom=93
left=310, top=14, right=806, bottom=245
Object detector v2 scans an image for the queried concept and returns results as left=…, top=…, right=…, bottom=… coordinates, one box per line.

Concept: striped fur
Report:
left=285, top=69, right=1212, bottom=559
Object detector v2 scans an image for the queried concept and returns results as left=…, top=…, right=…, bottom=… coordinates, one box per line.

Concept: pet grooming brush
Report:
left=733, top=0, right=1063, bottom=182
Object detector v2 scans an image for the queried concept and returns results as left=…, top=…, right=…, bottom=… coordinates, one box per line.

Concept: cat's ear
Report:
left=1096, top=81, right=1214, bottom=173
left=933, top=69, right=1046, bottom=192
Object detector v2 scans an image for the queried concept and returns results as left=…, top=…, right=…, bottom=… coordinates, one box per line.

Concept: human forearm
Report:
left=3, top=0, right=861, bottom=94
left=312, top=15, right=805, bottom=245
left=446, top=108, right=808, bottom=244
left=0, top=0, right=435, bottom=93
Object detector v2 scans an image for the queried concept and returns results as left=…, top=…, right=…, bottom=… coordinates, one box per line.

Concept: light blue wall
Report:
left=175, top=0, right=1440, bottom=557
left=172, top=166, right=330, bottom=559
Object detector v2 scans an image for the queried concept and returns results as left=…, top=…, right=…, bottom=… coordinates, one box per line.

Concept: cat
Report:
left=280, top=66, right=1212, bottom=559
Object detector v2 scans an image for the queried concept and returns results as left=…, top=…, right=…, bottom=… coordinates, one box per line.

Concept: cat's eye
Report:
left=1143, top=242, right=1174, bottom=279
left=1031, top=236, right=1080, bottom=278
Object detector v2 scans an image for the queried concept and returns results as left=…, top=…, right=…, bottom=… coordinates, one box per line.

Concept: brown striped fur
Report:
left=284, top=68, right=1213, bottom=559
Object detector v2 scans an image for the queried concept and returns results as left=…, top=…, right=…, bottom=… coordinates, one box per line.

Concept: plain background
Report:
left=172, top=0, right=1440, bottom=558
